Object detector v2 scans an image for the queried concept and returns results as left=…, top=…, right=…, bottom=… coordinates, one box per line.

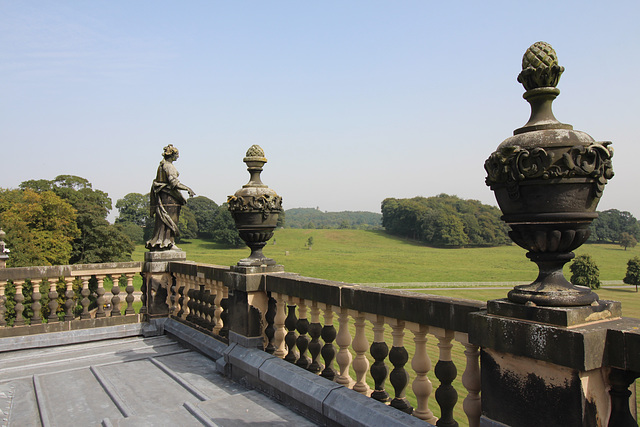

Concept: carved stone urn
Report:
left=228, top=145, right=283, bottom=266
left=485, top=42, right=614, bottom=307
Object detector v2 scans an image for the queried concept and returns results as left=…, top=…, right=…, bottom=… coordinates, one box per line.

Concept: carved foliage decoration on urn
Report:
left=485, top=142, right=614, bottom=200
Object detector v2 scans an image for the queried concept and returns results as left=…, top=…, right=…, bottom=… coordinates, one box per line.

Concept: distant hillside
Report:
left=284, top=208, right=382, bottom=230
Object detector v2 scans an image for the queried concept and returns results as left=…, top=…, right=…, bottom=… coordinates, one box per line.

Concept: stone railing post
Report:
left=142, top=251, right=186, bottom=319
left=224, top=265, right=282, bottom=349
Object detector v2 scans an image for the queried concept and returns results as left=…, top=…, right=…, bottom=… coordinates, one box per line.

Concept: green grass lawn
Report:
left=134, top=229, right=640, bottom=284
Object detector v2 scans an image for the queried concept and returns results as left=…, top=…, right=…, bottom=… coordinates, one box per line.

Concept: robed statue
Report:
left=146, top=144, right=195, bottom=251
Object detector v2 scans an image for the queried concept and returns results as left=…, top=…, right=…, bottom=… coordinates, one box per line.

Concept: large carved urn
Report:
left=228, top=145, right=283, bottom=266
left=485, top=42, right=614, bottom=306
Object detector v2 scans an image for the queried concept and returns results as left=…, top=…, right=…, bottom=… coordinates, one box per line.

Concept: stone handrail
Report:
left=168, top=261, right=485, bottom=427
left=0, top=261, right=143, bottom=334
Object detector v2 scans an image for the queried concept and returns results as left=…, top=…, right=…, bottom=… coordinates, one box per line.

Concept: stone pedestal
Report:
left=224, top=264, right=284, bottom=349
left=469, top=299, right=627, bottom=426
left=143, top=250, right=187, bottom=318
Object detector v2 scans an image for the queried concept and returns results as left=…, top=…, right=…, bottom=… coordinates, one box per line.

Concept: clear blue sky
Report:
left=1, top=1, right=639, bottom=220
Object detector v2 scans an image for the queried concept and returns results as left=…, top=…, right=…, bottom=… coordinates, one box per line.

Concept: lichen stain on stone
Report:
left=489, top=348, right=572, bottom=388
left=585, top=310, right=612, bottom=322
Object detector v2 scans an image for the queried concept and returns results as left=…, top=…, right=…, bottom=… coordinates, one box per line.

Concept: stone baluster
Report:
left=213, top=281, right=224, bottom=334
left=388, top=319, right=412, bottom=414
left=369, top=314, right=390, bottom=403
left=284, top=297, right=299, bottom=364
left=264, top=294, right=277, bottom=354
left=110, top=275, right=122, bottom=317
left=184, top=276, right=193, bottom=321
left=186, top=286, right=197, bottom=323
left=13, top=280, right=26, bottom=326
left=64, top=277, right=76, bottom=321
left=95, top=275, right=107, bottom=318
left=124, top=274, right=135, bottom=315
left=335, top=307, right=354, bottom=388
left=139, top=272, right=147, bottom=315
left=219, top=285, right=229, bottom=338
left=30, top=279, right=43, bottom=324
left=178, top=274, right=189, bottom=320
left=434, top=328, right=458, bottom=427
left=295, top=298, right=311, bottom=369
left=205, top=280, right=216, bottom=329
left=0, top=279, right=6, bottom=326
left=175, top=273, right=185, bottom=318
left=456, top=332, right=481, bottom=427
left=47, top=279, right=60, bottom=323
left=272, top=293, right=287, bottom=358
left=80, top=276, right=91, bottom=320
left=408, top=323, right=437, bottom=424
left=320, top=304, right=337, bottom=380
left=307, top=302, right=322, bottom=374
left=352, top=311, right=371, bottom=395
left=607, top=368, right=639, bottom=427
left=197, top=277, right=207, bottom=326
left=169, top=274, right=178, bottom=315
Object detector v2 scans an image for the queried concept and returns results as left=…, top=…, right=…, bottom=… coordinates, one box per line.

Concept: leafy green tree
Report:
left=178, top=206, right=198, bottom=241
left=381, top=194, right=508, bottom=247
left=115, top=221, right=145, bottom=245
left=623, top=256, right=640, bottom=292
left=619, top=232, right=638, bottom=251
left=20, top=175, right=134, bottom=264
left=186, top=196, right=219, bottom=238
left=211, top=204, right=244, bottom=247
left=307, top=236, right=314, bottom=249
left=115, top=193, right=149, bottom=227
left=0, top=188, right=80, bottom=266
left=589, top=209, right=640, bottom=243
left=570, top=254, right=601, bottom=289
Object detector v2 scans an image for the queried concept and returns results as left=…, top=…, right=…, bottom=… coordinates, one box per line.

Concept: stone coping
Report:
left=0, top=261, right=142, bottom=281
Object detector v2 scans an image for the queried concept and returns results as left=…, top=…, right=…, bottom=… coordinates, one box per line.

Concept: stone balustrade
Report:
left=0, top=262, right=143, bottom=336
left=167, top=261, right=485, bottom=427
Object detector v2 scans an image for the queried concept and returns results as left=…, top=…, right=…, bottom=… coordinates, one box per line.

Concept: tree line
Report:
left=283, top=208, right=381, bottom=230
left=381, top=194, right=511, bottom=247
left=1, top=175, right=135, bottom=267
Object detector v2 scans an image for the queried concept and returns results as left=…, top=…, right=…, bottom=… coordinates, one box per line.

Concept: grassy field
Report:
left=134, top=229, right=640, bottom=284
left=133, top=230, right=640, bottom=424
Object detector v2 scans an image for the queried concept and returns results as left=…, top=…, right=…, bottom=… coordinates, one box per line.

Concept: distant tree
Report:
left=177, top=206, right=198, bottom=241
left=307, top=236, right=314, bottom=249
left=186, top=196, right=219, bottom=238
left=0, top=188, right=80, bottom=266
left=284, top=208, right=380, bottom=230
left=623, top=257, right=640, bottom=292
left=211, top=204, right=244, bottom=247
left=115, top=221, right=145, bottom=245
left=570, top=254, right=601, bottom=289
left=381, top=194, right=508, bottom=247
left=619, top=232, right=638, bottom=251
left=589, top=209, right=640, bottom=243
left=116, top=193, right=149, bottom=228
